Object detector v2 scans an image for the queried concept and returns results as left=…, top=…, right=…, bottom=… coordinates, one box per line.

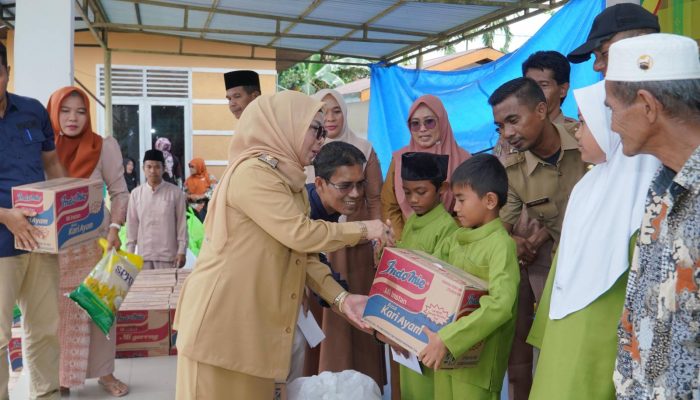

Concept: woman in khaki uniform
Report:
left=173, top=90, right=391, bottom=399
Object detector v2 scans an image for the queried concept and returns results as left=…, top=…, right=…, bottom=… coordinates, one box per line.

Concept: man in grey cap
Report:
left=605, top=33, right=700, bottom=399
left=567, top=3, right=660, bottom=76
left=224, top=70, right=261, bottom=119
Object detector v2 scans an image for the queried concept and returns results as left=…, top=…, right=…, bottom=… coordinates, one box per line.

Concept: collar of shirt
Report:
left=455, top=217, right=503, bottom=245
left=305, top=183, right=340, bottom=222
left=672, top=145, right=700, bottom=197
left=410, top=203, right=447, bottom=230
left=523, top=123, right=579, bottom=176
left=2, top=93, right=21, bottom=117
left=147, top=180, right=167, bottom=193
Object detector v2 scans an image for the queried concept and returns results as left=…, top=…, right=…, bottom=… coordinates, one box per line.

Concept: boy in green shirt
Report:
left=396, top=151, right=459, bottom=399
left=420, top=154, right=519, bottom=400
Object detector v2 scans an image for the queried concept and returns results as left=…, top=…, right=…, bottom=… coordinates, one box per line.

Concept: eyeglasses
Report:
left=409, top=117, right=437, bottom=132
left=325, top=179, right=366, bottom=193
left=311, top=124, right=327, bottom=141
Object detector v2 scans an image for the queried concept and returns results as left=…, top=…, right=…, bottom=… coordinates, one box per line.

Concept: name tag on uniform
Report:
left=526, top=197, right=550, bottom=207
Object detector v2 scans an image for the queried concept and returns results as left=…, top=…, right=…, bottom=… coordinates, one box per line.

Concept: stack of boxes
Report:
left=169, top=270, right=189, bottom=355
left=116, top=269, right=187, bottom=358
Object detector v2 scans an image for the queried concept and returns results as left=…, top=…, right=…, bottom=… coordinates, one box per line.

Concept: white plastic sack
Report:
left=287, top=370, right=381, bottom=400
left=182, top=248, right=197, bottom=270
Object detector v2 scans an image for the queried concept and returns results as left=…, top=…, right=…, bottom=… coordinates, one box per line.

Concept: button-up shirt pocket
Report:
left=527, top=201, right=559, bottom=223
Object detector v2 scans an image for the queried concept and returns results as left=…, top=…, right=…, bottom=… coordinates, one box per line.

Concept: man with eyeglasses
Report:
left=301, top=141, right=387, bottom=390
left=566, top=3, right=659, bottom=76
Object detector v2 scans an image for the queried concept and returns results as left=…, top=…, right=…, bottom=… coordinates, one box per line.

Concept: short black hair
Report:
left=522, top=51, right=570, bottom=104
left=313, top=141, right=366, bottom=180
left=241, top=85, right=261, bottom=96
left=522, top=51, right=570, bottom=85
left=488, top=77, right=546, bottom=110
left=0, top=42, right=7, bottom=68
left=451, top=154, right=508, bottom=208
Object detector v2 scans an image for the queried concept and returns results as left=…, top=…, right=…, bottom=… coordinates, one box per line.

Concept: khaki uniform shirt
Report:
left=551, top=111, right=578, bottom=126
left=499, top=123, right=587, bottom=244
left=173, top=156, right=362, bottom=381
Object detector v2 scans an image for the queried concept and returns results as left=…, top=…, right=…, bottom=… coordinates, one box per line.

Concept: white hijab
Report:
left=549, top=81, right=661, bottom=320
left=305, top=89, right=374, bottom=183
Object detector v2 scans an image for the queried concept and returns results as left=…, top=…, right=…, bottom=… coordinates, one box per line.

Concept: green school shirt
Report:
left=432, top=218, right=519, bottom=393
left=395, top=203, right=458, bottom=399
left=397, top=203, right=458, bottom=254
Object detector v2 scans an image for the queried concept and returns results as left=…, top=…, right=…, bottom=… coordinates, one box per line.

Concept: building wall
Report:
left=5, top=30, right=277, bottom=181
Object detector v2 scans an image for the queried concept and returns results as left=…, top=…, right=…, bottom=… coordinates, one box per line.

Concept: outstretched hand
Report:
left=340, top=294, right=371, bottom=331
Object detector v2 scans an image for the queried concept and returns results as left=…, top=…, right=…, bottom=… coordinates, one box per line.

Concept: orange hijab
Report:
left=48, top=86, right=103, bottom=179
left=185, top=158, right=212, bottom=195
left=393, top=95, right=471, bottom=218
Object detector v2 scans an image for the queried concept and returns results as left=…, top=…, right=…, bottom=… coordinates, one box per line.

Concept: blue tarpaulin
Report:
left=368, top=0, right=605, bottom=176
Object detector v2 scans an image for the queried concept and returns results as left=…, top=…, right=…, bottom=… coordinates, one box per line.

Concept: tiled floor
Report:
left=10, top=356, right=177, bottom=399
left=9, top=355, right=508, bottom=399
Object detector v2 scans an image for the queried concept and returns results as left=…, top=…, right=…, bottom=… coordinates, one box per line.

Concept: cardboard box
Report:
left=8, top=328, right=22, bottom=372
left=362, top=248, right=487, bottom=368
left=168, top=306, right=178, bottom=355
left=12, top=178, right=104, bottom=253
left=115, top=349, right=169, bottom=358
left=116, top=305, right=170, bottom=354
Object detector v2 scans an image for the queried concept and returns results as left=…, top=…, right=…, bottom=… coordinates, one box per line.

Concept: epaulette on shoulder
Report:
left=562, top=120, right=581, bottom=137
left=503, top=152, right=525, bottom=168
left=257, top=153, right=279, bottom=169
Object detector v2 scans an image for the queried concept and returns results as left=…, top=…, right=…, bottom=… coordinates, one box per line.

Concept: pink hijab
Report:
left=393, top=94, right=471, bottom=217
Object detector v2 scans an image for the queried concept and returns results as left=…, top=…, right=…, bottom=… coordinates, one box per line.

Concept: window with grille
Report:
left=98, top=67, right=190, bottom=98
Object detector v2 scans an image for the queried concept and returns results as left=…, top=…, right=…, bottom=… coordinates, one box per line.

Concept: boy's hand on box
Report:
left=419, top=327, right=447, bottom=370
left=2, top=208, right=40, bottom=250
left=342, top=294, right=371, bottom=331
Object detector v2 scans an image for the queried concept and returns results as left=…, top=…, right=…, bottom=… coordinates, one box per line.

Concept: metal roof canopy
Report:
left=2, top=0, right=567, bottom=66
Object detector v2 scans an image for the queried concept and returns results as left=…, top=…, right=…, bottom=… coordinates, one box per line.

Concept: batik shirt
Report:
left=614, top=146, right=700, bottom=399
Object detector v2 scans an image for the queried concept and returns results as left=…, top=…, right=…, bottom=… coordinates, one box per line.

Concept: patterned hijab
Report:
left=393, top=94, right=470, bottom=217
left=48, top=86, right=103, bottom=179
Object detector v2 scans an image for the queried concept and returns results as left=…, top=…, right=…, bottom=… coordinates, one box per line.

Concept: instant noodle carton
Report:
left=12, top=177, right=104, bottom=253
left=116, top=301, right=170, bottom=357
left=8, top=328, right=22, bottom=372
left=362, top=247, right=488, bottom=368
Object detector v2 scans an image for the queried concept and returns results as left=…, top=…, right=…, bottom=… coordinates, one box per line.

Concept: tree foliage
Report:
left=278, top=54, right=370, bottom=94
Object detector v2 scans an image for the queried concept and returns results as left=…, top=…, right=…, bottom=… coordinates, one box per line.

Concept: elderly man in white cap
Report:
left=605, top=33, right=700, bottom=399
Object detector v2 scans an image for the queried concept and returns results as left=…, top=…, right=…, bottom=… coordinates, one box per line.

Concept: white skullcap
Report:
left=606, top=33, right=700, bottom=82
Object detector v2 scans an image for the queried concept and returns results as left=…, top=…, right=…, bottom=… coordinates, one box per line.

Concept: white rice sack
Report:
left=287, top=370, right=381, bottom=400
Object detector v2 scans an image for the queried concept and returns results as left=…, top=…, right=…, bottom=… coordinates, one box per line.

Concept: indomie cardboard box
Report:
left=12, top=178, right=104, bottom=253
left=362, top=247, right=488, bottom=368
left=116, top=303, right=170, bottom=357
left=8, top=328, right=22, bottom=372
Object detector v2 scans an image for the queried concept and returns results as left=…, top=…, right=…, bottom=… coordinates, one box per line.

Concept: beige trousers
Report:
left=0, top=253, right=60, bottom=400
left=176, top=355, right=274, bottom=399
